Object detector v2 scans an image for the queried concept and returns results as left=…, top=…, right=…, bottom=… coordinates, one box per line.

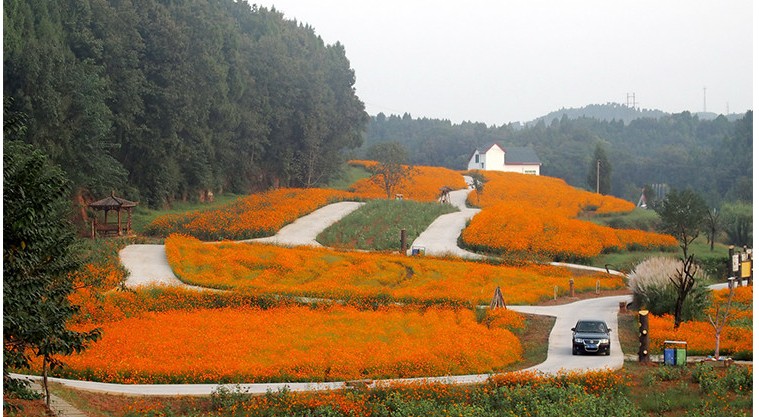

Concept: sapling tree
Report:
left=654, top=189, right=709, bottom=329
left=707, top=280, right=735, bottom=359
left=366, top=142, right=415, bottom=199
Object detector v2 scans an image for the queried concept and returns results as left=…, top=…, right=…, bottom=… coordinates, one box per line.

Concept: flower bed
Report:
left=144, top=188, right=353, bottom=240
left=647, top=314, right=752, bottom=358
left=461, top=171, right=677, bottom=261
left=165, top=234, right=625, bottom=305
left=349, top=161, right=467, bottom=201
left=52, top=305, right=522, bottom=383
left=646, top=286, right=754, bottom=359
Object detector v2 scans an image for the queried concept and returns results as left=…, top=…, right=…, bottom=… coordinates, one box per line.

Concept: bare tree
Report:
left=707, top=280, right=735, bottom=359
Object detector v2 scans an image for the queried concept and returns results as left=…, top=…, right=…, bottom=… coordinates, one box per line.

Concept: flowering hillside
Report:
left=462, top=171, right=677, bottom=261
left=165, top=234, right=624, bottom=305
left=144, top=188, right=352, bottom=240
left=348, top=161, right=467, bottom=201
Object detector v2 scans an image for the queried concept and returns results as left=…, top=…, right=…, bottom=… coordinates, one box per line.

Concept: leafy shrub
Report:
left=628, top=257, right=710, bottom=320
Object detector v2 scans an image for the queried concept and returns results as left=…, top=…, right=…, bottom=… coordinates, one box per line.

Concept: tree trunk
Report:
left=42, top=355, right=50, bottom=410
left=714, top=331, right=721, bottom=359
left=673, top=295, right=685, bottom=329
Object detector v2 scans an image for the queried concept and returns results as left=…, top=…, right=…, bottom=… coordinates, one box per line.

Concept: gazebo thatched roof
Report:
left=88, top=191, right=138, bottom=210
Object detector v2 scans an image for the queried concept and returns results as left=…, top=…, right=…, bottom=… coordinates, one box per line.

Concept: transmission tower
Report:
left=626, top=93, right=637, bottom=109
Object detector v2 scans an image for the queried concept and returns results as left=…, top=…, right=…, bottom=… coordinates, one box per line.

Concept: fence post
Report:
left=569, top=279, right=575, bottom=298
left=638, top=310, right=650, bottom=363
left=400, top=229, right=407, bottom=255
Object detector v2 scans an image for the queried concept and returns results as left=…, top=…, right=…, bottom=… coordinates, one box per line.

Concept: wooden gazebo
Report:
left=88, top=192, right=138, bottom=238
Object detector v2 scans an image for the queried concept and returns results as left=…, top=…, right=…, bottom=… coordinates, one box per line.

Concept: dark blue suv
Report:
left=572, top=320, right=611, bottom=355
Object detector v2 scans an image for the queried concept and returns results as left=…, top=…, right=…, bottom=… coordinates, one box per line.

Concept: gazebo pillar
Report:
left=117, top=208, right=123, bottom=236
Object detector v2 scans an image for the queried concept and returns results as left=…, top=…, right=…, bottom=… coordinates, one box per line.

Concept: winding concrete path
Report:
left=87, top=178, right=637, bottom=395
left=121, top=202, right=364, bottom=288
left=406, top=179, right=483, bottom=259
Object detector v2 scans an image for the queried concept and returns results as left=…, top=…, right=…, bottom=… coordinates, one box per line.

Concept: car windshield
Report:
left=576, top=322, right=606, bottom=332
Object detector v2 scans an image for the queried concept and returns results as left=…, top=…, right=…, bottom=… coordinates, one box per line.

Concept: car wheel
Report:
left=572, top=347, right=578, bottom=356
left=605, top=348, right=610, bottom=356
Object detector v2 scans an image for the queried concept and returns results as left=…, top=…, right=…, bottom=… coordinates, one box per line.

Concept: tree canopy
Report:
left=4, top=0, right=368, bottom=208
left=3, top=140, right=101, bottom=402
left=363, top=109, right=752, bottom=207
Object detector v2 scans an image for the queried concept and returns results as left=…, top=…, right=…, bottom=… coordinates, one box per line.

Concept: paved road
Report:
left=407, top=178, right=484, bottom=259
left=248, top=201, right=364, bottom=247
left=120, top=244, right=189, bottom=289
left=121, top=202, right=364, bottom=288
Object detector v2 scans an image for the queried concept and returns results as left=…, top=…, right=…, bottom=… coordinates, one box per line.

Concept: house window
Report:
left=524, top=170, right=537, bottom=175
left=475, top=154, right=480, bottom=164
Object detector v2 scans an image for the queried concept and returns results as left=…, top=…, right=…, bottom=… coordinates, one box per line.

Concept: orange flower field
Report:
left=145, top=188, right=353, bottom=240
left=165, top=234, right=625, bottom=305
left=348, top=161, right=467, bottom=201
left=466, top=171, right=634, bottom=214
left=648, top=313, right=752, bottom=357
left=462, top=171, right=677, bottom=260
left=645, top=287, right=753, bottom=357
left=52, top=305, right=522, bottom=383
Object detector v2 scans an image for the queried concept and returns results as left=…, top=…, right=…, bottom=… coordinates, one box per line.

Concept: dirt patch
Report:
left=537, top=288, right=632, bottom=306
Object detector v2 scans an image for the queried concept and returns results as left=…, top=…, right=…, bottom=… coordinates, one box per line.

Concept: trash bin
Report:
left=664, top=348, right=676, bottom=365
left=663, top=340, right=687, bottom=366
left=411, top=246, right=425, bottom=256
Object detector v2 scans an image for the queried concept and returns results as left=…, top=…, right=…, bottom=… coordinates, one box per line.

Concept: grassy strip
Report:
left=323, top=163, right=373, bottom=190
left=501, top=313, right=555, bottom=371
left=46, top=363, right=752, bottom=417
left=316, top=199, right=458, bottom=251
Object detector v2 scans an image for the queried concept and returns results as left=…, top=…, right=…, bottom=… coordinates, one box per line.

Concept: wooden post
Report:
left=128, top=208, right=133, bottom=235
left=400, top=229, right=407, bottom=255
left=569, top=278, right=575, bottom=298
left=117, top=208, right=122, bottom=236
left=638, top=310, right=650, bottom=363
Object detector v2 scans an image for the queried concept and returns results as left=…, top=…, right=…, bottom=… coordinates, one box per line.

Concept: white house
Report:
left=467, top=144, right=542, bottom=175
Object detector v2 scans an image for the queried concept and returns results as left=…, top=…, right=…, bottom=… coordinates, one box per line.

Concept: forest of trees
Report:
left=362, top=109, right=753, bottom=207
left=4, top=0, right=368, bottom=209
left=4, top=1, right=752, bottom=214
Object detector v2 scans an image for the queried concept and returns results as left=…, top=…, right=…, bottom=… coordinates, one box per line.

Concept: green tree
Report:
left=704, top=208, right=722, bottom=251
left=721, top=202, right=752, bottom=246
left=654, top=189, right=709, bottom=328
left=3, top=140, right=101, bottom=408
left=587, top=143, right=611, bottom=194
left=366, top=142, right=415, bottom=199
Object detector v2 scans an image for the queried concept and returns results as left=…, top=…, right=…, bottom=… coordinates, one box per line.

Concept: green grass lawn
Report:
left=322, top=163, right=372, bottom=190
left=316, top=199, right=458, bottom=251
left=130, top=193, right=242, bottom=234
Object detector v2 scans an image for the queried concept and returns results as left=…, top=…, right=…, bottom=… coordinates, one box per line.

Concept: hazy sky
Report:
left=262, top=1, right=753, bottom=125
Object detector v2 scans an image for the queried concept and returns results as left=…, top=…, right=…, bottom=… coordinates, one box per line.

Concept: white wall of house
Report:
left=466, top=144, right=540, bottom=175
left=502, top=163, right=541, bottom=175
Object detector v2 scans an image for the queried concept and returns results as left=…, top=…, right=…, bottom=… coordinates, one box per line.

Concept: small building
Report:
left=88, top=192, right=138, bottom=238
left=466, top=144, right=542, bottom=175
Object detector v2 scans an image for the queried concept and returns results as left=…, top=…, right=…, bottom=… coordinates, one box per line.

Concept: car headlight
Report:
left=600, top=338, right=609, bottom=344
left=574, top=338, right=584, bottom=343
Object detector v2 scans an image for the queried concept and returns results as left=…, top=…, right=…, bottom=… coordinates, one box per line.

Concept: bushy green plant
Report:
left=628, top=257, right=710, bottom=320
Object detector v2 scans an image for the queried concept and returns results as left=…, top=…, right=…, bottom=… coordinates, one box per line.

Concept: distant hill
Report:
left=528, top=103, right=744, bottom=126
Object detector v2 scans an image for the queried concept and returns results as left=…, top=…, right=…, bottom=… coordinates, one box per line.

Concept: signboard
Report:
left=732, top=254, right=740, bottom=272
left=740, top=261, right=751, bottom=279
